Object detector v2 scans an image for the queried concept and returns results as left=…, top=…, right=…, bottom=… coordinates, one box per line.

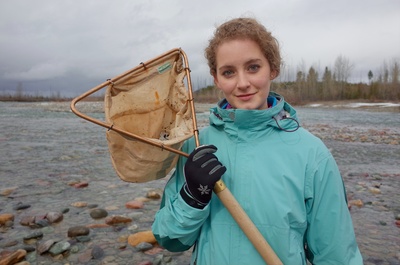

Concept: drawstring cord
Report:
left=273, top=110, right=300, bottom=132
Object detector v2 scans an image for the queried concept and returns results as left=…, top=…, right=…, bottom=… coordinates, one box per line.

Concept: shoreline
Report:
left=5, top=100, right=400, bottom=114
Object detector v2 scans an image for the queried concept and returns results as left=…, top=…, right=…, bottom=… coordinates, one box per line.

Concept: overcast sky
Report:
left=1, top=0, right=399, bottom=97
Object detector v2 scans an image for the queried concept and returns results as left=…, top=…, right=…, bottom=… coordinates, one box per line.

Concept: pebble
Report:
left=22, top=245, right=35, bottom=253
left=67, top=226, right=90, bottom=237
left=73, top=181, right=89, bottom=188
left=147, top=190, right=162, bottom=199
left=128, top=230, right=157, bottom=247
left=86, top=223, right=109, bottom=228
left=76, top=235, right=91, bottom=242
left=37, top=239, right=55, bottom=254
left=0, top=240, right=18, bottom=248
left=136, top=242, right=154, bottom=252
left=71, top=201, right=88, bottom=207
left=0, top=213, right=14, bottom=225
left=368, top=187, right=381, bottom=194
left=78, top=249, right=93, bottom=263
left=0, top=187, right=17, bottom=196
left=45, top=211, right=63, bottom=223
left=70, top=244, right=82, bottom=253
left=13, top=203, right=31, bottom=211
left=41, top=226, right=55, bottom=234
left=23, top=231, right=43, bottom=240
left=19, top=215, right=36, bottom=226
left=104, top=215, right=132, bottom=225
left=126, top=200, right=144, bottom=209
left=49, top=240, right=71, bottom=255
left=349, top=199, right=363, bottom=207
left=0, top=249, right=27, bottom=265
left=35, top=219, right=50, bottom=228
left=91, top=245, right=105, bottom=259
left=89, top=208, right=108, bottom=219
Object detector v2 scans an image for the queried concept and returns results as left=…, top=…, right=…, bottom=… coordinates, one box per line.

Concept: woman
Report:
left=152, top=17, right=363, bottom=265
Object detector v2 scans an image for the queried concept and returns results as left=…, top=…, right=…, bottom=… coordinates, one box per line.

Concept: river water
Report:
left=0, top=101, right=399, bottom=265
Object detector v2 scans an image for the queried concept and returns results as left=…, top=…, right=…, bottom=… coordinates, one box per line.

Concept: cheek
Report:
left=254, top=76, right=272, bottom=90
left=216, top=79, right=236, bottom=94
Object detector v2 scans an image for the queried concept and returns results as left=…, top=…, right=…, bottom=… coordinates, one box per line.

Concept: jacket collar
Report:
left=209, top=92, right=299, bottom=133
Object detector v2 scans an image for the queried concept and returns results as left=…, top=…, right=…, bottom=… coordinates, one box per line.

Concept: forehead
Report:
left=215, top=39, right=266, bottom=66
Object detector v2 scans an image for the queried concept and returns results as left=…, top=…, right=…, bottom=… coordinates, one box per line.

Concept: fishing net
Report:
left=104, top=50, right=193, bottom=183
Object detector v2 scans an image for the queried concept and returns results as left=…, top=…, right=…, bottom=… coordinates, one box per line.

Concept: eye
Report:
left=248, top=64, right=260, bottom=72
left=222, top=69, right=235, bottom=77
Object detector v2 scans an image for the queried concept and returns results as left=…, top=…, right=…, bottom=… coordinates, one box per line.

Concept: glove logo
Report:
left=197, top=184, right=211, bottom=195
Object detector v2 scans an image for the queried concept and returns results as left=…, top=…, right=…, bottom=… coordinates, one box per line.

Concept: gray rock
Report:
left=46, top=211, right=63, bottom=223
left=20, top=215, right=35, bottom=226
left=0, top=239, right=18, bottom=248
left=76, top=235, right=91, bottom=242
left=78, top=249, right=93, bottom=263
left=13, top=203, right=31, bottom=210
left=38, top=239, right=55, bottom=254
left=136, top=242, right=153, bottom=252
left=90, top=208, right=108, bottom=219
left=23, top=230, right=43, bottom=240
left=49, top=240, right=71, bottom=255
left=91, top=245, right=104, bottom=259
left=35, top=219, right=50, bottom=227
left=22, top=245, right=36, bottom=252
left=41, top=226, right=55, bottom=234
left=70, top=243, right=83, bottom=253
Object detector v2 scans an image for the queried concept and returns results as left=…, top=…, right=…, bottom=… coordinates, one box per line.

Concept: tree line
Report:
left=195, top=56, right=400, bottom=104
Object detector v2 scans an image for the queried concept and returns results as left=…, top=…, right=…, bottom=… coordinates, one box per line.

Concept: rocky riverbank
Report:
left=0, top=102, right=399, bottom=265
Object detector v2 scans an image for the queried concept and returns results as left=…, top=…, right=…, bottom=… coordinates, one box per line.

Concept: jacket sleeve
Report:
left=304, top=151, right=363, bottom=264
left=151, top=141, right=210, bottom=252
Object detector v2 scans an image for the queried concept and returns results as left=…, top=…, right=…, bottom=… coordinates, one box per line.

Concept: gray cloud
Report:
left=1, top=0, right=399, bottom=97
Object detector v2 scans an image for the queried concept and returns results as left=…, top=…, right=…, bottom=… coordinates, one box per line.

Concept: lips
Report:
left=236, top=93, right=256, bottom=101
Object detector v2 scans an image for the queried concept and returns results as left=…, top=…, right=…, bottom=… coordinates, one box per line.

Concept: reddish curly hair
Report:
left=205, top=17, right=281, bottom=77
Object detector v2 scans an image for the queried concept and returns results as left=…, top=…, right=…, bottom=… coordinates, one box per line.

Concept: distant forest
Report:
left=194, top=56, right=400, bottom=104
left=1, top=56, right=399, bottom=103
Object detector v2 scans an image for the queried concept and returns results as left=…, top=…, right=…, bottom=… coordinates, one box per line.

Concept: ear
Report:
left=269, top=70, right=278, bottom=80
left=270, top=70, right=278, bottom=80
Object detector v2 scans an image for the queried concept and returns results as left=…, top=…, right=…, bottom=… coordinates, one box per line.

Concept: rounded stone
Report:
left=67, top=226, right=90, bottom=238
left=90, top=208, right=108, bottom=219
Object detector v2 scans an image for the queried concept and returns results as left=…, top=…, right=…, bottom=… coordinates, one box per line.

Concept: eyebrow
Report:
left=217, top=58, right=263, bottom=72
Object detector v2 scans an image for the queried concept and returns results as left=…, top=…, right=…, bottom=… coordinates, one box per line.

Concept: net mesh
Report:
left=104, top=50, right=193, bottom=183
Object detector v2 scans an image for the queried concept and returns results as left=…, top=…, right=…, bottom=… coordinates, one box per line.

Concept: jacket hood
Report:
left=209, top=92, right=300, bottom=136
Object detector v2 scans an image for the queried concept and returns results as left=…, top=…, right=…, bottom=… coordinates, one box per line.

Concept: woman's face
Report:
left=213, top=39, right=276, bottom=110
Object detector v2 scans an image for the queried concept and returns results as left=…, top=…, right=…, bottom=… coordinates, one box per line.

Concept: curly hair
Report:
left=205, top=17, right=281, bottom=77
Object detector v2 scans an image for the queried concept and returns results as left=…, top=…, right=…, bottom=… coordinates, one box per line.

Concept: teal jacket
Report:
left=152, top=93, right=363, bottom=265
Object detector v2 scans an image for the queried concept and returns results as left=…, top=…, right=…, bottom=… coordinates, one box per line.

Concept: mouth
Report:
left=236, top=93, right=256, bottom=101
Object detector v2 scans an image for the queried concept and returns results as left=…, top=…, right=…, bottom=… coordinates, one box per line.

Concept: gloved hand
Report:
left=180, top=145, right=226, bottom=209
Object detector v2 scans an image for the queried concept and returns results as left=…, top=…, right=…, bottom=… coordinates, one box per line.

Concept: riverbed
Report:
left=0, top=101, right=399, bottom=265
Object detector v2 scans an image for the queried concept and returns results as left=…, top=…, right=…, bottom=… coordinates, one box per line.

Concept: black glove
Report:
left=180, top=145, right=226, bottom=209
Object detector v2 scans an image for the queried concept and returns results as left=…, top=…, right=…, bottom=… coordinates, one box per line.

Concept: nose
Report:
left=236, top=72, right=250, bottom=90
